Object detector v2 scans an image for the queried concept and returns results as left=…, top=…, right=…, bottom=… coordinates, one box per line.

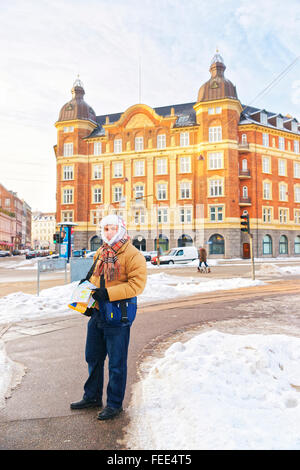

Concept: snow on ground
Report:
left=126, top=330, right=300, bottom=450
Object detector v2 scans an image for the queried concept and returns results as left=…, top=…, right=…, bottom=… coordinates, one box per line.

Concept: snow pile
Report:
left=127, top=330, right=300, bottom=450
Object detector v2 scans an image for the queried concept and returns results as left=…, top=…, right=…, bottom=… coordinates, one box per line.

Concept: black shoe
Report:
left=70, top=398, right=102, bottom=410
left=97, top=406, right=123, bottom=421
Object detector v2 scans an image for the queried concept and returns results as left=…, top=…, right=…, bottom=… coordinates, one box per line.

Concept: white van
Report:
left=157, top=246, right=198, bottom=265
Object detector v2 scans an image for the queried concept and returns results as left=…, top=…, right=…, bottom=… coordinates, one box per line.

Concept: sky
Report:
left=0, top=0, right=299, bottom=213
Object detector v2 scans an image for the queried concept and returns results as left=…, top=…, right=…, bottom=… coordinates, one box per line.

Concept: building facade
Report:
left=0, top=183, right=32, bottom=251
left=54, top=54, right=300, bottom=258
left=31, top=212, right=56, bottom=249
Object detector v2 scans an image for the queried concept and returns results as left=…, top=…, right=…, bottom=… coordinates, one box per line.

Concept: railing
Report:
left=239, top=169, right=251, bottom=177
left=239, top=197, right=252, bottom=205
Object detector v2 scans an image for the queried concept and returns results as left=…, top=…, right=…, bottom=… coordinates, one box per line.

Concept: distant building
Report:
left=0, top=183, right=31, bottom=251
left=54, top=53, right=300, bottom=258
left=32, top=212, right=56, bottom=249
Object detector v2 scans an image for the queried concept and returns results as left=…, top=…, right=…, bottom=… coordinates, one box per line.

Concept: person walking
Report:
left=197, top=246, right=210, bottom=273
left=70, top=215, right=147, bottom=420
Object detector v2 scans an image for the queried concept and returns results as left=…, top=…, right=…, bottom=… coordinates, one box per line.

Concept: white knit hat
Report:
left=98, top=215, right=127, bottom=246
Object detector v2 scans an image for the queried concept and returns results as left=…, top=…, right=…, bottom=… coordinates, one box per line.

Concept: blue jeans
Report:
left=83, top=311, right=130, bottom=409
left=199, top=261, right=208, bottom=267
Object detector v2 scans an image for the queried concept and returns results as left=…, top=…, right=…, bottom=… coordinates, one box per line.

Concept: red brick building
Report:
left=54, top=53, right=300, bottom=258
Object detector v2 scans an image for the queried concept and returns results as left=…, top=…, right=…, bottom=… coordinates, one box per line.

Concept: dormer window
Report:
left=277, top=117, right=283, bottom=128
left=292, top=121, right=298, bottom=133
left=261, top=113, right=268, bottom=125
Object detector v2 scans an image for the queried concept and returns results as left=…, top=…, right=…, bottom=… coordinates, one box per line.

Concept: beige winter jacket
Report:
left=89, top=240, right=147, bottom=302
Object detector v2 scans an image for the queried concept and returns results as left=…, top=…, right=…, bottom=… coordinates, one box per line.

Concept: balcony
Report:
left=238, top=143, right=250, bottom=152
left=239, top=197, right=252, bottom=206
left=239, top=169, right=251, bottom=178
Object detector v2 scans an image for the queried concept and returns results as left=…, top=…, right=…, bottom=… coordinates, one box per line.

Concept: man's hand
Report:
left=92, top=288, right=109, bottom=302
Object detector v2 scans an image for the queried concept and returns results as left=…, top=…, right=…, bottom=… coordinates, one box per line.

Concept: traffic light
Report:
left=240, top=213, right=250, bottom=233
left=53, top=233, right=59, bottom=243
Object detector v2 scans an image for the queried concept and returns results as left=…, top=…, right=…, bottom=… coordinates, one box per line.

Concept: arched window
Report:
left=242, top=159, right=248, bottom=170
left=262, top=234, right=272, bottom=255
left=295, top=236, right=300, bottom=254
left=154, top=234, right=169, bottom=253
left=132, top=235, right=146, bottom=251
left=90, top=236, right=102, bottom=251
left=279, top=235, right=288, bottom=255
left=178, top=234, right=193, bottom=247
left=242, top=186, right=248, bottom=198
left=208, top=234, right=224, bottom=255
left=241, top=134, right=247, bottom=144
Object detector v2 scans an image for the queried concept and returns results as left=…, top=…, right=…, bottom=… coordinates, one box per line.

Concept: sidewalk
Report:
left=0, top=281, right=300, bottom=450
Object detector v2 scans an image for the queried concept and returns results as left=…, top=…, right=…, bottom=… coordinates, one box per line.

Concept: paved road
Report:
left=0, top=279, right=299, bottom=450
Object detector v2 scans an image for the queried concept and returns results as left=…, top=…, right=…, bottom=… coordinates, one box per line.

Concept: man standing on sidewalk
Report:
left=70, top=215, right=147, bottom=420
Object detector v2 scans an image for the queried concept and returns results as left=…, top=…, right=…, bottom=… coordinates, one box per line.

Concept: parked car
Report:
left=151, top=246, right=198, bottom=265
left=140, top=251, right=152, bottom=262
left=72, top=249, right=91, bottom=258
left=0, top=250, right=11, bottom=257
left=12, top=250, right=21, bottom=256
left=26, top=251, right=37, bottom=259
left=85, top=251, right=96, bottom=258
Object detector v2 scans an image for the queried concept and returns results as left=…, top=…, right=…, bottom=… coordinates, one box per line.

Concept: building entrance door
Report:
left=243, top=242, right=250, bottom=259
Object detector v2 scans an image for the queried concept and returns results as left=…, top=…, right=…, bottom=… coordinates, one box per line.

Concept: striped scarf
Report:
left=94, top=236, right=130, bottom=281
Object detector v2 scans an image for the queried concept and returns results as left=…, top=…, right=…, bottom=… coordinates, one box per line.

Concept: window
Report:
left=241, top=134, right=247, bottom=144
left=94, top=142, right=102, bottom=155
left=208, top=152, right=222, bottom=170
left=262, top=157, right=271, bottom=173
left=294, top=141, right=300, bottom=154
left=209, top=126, right=222, bottom=142
left=242, top=159, right=248, bottom=170
left=156, top=158, right=167, bottom=175
left=261, top=113, right=268, bottom=125
left=209, top=234, right=224, bottom=255
left=63, top=166, right=73, bottom=180
left=113, top=162, right=123, bottom=178
left=209, top=179, right=223, bottom=197
left=180, top=182, right=191, bottom=199
left=278, top=137, right=285, bottom=150
left=180, top=156, right=191, bottom=173
left=279, top=209, right=288, bottom=224
left=63, top=188, right=73, bottom=204
left=263, top=182, right=271, bottom=199
left=180, top=132, right=189, bottom=147
left=63, top=126, right=74, bottom=133
left=295, top=236, right=300, bottom=254
left=63, top=143, right=73, bottom=156
left=93, top=187, right=102, bottom=203
left=294, top=162, right=300, bottom=178
left=157, top=184, right=167, bottom=200
left=278, top=159, right=286, bottom=176
left=262, top=207, right=272, bottom=223
left=62, top=211, right=73, bottom=222
left=210, top=206, right=223, bottom=222
left=134, top=160, right=145, bottom=176
left=134, top=185, right=144, bottom=199
left=279, top=235, right=288, bottom=254
left=134, top=210, right=146, bottom=225
left=242, top=186, right=248, bottom=198
left=262, top=133, right=269, bottom=147
left=93, top=164, right=102, bottom=179
left=279, top=183, right=287, bottom=201
left=135, top=136, right=144, bottom=151
left=158, top=208, right=168, bottom=224
left=157, top=134, right=166, bottom=149
left=113, top=186, right=122, bottom=202
left=295, top=185, right=300, bottom=202
left=215, top=106, right=222, bottom=114
left=295, top=210, right=300, bottom=224
left=179, top=207, right=192, bottom=223
left=277, top=117, right=283, bottom=128
left=114, top=139, right=122, bottom=153
left=91, top=210, right=102, bottom=225
left=263, top=235, right=272, bottom=255
left=208, top=107, right=214, bottom=115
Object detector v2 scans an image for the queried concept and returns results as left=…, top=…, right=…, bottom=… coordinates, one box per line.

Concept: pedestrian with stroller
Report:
left=70, top=214, right=147, bottom=420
